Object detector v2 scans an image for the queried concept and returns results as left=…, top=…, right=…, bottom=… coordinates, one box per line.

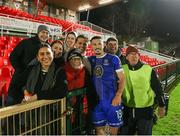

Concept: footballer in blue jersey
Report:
left=89, top=36, right=126, bottom=135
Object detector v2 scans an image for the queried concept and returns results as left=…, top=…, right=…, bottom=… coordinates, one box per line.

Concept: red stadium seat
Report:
left=0, top=57, right=3, bottom=67
left=0, top=66, right=12, bottom=101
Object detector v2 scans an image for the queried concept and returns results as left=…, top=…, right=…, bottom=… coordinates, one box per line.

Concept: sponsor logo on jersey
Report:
left=103, top=59, right=109, bottom=66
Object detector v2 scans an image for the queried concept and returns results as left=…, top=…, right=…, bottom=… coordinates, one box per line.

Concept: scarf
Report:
left=64, top=62, right=85, bottom=91
left=26, top=62, right=55, bottom=94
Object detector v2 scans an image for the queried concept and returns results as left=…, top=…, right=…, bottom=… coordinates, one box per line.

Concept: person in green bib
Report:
left=120, top=45, right=166, bottom=135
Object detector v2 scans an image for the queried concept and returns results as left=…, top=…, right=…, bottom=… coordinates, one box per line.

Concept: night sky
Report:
left=80, top=0, right=180, bottom=42
left=150, top=0, right=180, bottom=41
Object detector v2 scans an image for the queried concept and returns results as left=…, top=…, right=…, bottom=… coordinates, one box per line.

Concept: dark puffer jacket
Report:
left=7, top=35, right=48, bottom=104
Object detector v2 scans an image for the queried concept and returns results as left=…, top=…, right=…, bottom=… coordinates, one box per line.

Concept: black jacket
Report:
left=10, top=35, right=42, bottom=71
left=53, top=56, right=65, bottom=67
left=84, top=68, right=99, bottom=110
left=7, top=36, right=47, bottom=103
left=116, top=48, right=127, bottom=65
left=36, top=68, right=67, bottom=100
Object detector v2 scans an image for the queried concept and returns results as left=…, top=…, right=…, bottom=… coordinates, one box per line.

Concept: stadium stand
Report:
left=0, top=1, right=179, bottom=134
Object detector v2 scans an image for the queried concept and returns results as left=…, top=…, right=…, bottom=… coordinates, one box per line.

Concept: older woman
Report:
left=63, top=48, right=99, bottom=134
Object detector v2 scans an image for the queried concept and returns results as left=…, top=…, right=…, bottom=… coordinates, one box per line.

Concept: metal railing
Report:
left=0, top=13, right=62, bottom=38
left=0, top=88, right=89, bottom=135
left=66, top=88, right=89, bottom=135
left=140, top=47, right=179, bottom=62
left=153, top=59, right=180, bottom=92
left=152, top=58, right=180, bottom=117
left=0, top=99, right=66, bottom=135
left=61, top=23, right=75, bottom=34
left=80, top=21, right=116, bottom=36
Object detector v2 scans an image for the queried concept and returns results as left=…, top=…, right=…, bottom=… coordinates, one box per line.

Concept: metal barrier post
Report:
left=165, top=65, right=169, bottom=89
left=66, top=88, right=87, bottom=134
left=60, top=98, right=66, bottom=135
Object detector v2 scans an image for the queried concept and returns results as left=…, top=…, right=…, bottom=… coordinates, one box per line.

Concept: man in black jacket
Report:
left=7, top=25, right=50, bottom=105
left=120, top=46, right=166, bottom=135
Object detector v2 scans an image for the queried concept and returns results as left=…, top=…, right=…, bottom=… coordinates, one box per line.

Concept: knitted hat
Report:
left=126, top=46, right=139, bottom=56
left=37, top=25, right=50, bottom=34
left=67, top=48, right=83, bottom=61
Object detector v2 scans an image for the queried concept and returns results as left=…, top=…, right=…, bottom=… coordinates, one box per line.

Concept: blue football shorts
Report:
left=92, top=100, right=124, bottom=127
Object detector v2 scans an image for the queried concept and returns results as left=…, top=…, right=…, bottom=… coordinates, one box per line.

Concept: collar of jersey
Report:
left=96, top=53, right=107, bottom=58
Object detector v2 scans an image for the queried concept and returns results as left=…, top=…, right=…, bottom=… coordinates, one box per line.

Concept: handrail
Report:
left=0, top=99, right=65, bottom=119
left=62, top=23, right=75, bottom=34
left=153, top=59, right=180, bottom=94
left=0, top=98, right=66, bottom=135
left=0, top=14, right=62, bottom=37
left=0, top=89, right=87, bottom=135
left=0, top=13, right=59, bottom=27
left=140, top=47, right=179, bottom=60
left=80, top=21, right=116, bottom=36
left=153, top=59, right=180, bottom=69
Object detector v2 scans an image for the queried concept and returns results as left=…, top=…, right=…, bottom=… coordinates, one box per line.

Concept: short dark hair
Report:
left=90, top=36, right=102, bottom=42
left=106, top=37, right=118, bottom=45
left=75, top=35, right=86, bottom=43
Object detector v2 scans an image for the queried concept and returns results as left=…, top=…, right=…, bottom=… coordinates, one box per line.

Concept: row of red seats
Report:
left=121, top=48, right=166, bottom=67
left=0, top=36, right=23, bottom=50
left=121, top=47, right=169, bottom=78
left=0, top=66, right=12, bottom=101
left=155, top=64, right=176, bottom=80
left=38, top=15, right=96, bottom=33
left=0, top=55, right=13, bottom=100
left=155, top=67, right=166, bottom=80
left=0, top=36, right=23, bottom=67
left=140, top=55, right=166, bottom=66
left=0, top=6, right=41, bottom=21
left=0, top=6, right=98, bottom=34
left=0, top=36, right=20, bottom=101
left=84, top=45, right=95, bottom=56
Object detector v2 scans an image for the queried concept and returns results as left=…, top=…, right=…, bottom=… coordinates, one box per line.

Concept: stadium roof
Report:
left=46, top=0, right=121, bottom=11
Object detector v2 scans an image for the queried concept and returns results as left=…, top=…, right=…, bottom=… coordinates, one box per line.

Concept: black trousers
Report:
left=120, top=117, right=153, bottom=135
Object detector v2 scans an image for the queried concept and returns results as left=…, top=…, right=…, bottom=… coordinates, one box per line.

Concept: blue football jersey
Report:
left=89, top=53, right=122, bottom=101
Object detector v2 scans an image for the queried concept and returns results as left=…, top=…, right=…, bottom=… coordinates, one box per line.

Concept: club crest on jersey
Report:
left=103, top=59, right=109, bottom=66
left=94, top=65, right=103, bottom=77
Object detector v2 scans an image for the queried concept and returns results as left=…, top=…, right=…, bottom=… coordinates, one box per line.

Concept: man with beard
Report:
left=88, top=36, right=126, bottom=135
left=7, top=25, right=50, bottom=105
left=105, top=37, right=126, bottom=65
